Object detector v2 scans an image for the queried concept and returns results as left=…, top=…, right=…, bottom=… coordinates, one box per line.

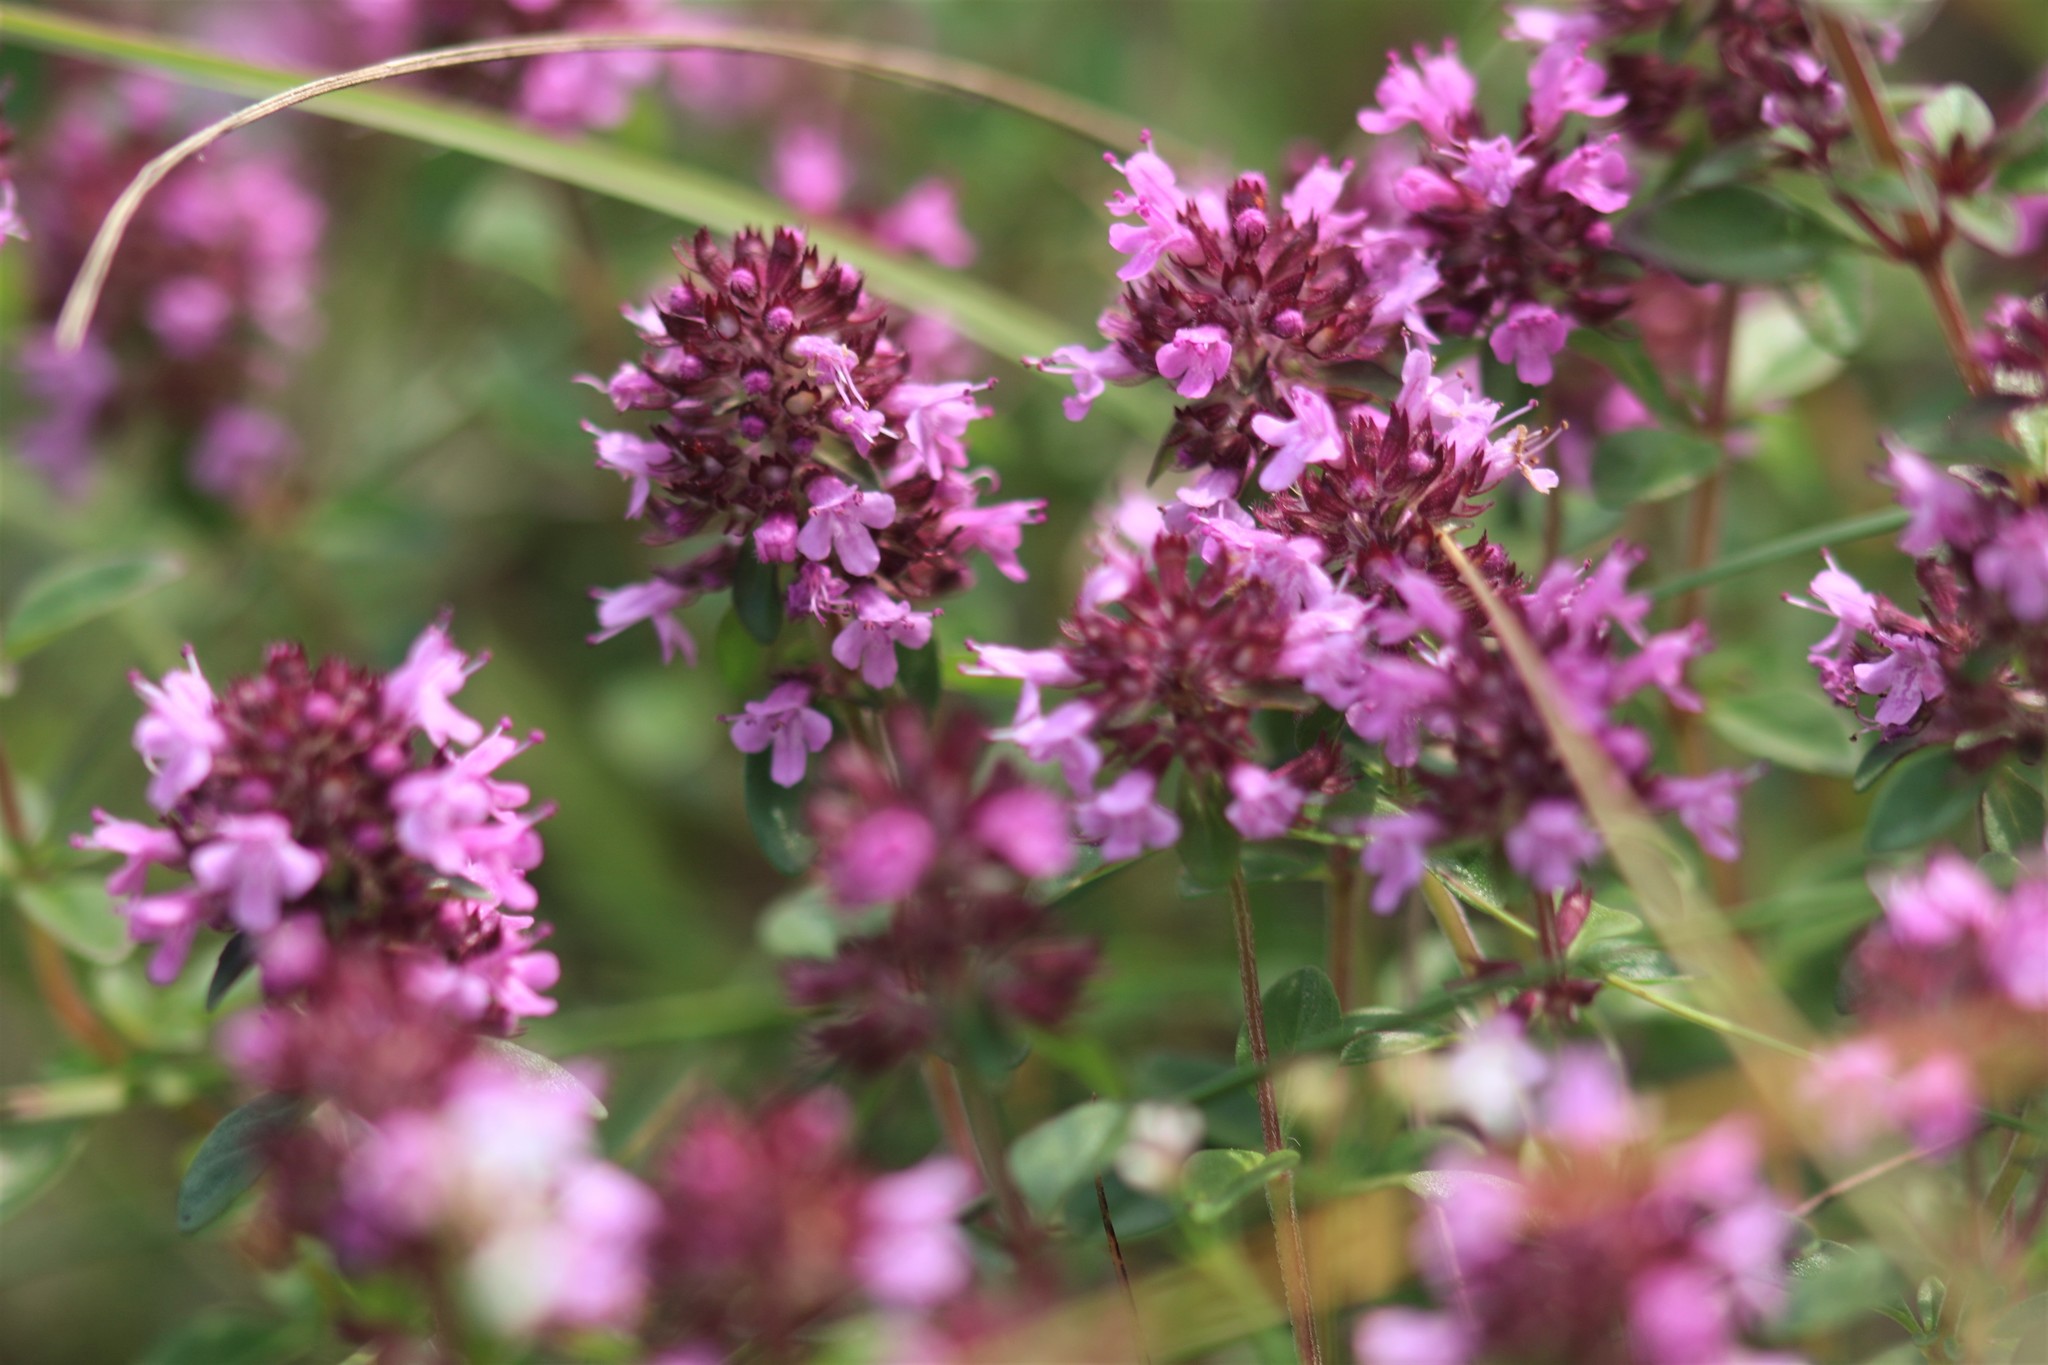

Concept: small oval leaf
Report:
left=1864, top=748, right=1989, bottom=854
left=1627, top=186, right=1841, bottom=283
left=1007, top=1100, right=1127, bottom=1218
left=1179, top=1147, right=1300, bottom=1224
left=1705, top=689, right=1860, bottom=777
left=206, top=933, right=257, bottom=1011
left=744, top=748, right=815, bottom=876
left=1239, top=965, right=1342, bottom=1065
left=16, top=877, right=133, bottom=965
left=732, top=540, right=784, bottom=646
left=177, top=1093, right=304, bottom=1234
left=0, top=1123, right=86, bottom=1224
left=5, top=554, right=183, bottom=661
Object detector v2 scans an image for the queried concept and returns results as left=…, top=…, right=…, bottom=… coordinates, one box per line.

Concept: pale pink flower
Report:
left=131, top=649, right=226, bottom=812
left=1154, top=325, right=1234, bottom=400
left=383, top=622, right=486, bottom=747
left=1075, top=771, right=1180, bottom=862
left=726, top=682, right=834, bottom=787
left=798, top=476, right=896, bottom=577
left=830, top=587, right=934, bottom=688
left=191, top=813, right=325, bottom=934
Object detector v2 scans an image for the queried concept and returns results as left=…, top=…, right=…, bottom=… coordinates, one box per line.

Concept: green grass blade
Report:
left=0, top=5, right=1169, bottom=433
left=1647, top=506, right=1908, bottom=601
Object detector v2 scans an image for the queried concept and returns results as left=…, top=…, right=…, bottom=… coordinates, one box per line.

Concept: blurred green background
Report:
left=4, top=2, right=2048, bottom=1360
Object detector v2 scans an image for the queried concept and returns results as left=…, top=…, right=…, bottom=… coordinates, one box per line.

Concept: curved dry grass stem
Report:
left=19, top=16, right=1147, bottom=354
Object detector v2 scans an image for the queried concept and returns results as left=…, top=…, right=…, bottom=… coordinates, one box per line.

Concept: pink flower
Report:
left=1986, top=883, right=2048, bottom=1009
left=823, top=808, right=936, bottom=907
left=832, top=404, right=890, bottom=454
left=1075, top=771, right=1180, bottom=862
left=1154, top=325, right=1234, bottom=400
left=1224, top=764, right=1305, bottom=840
left=1452, top=135, right=1535, bottom=208
left=131, top=649, right=226, bottom=812
left=1358, top=42, right=1477, bottom=143
left=1892, top=1051, right=1978, bottom=1152
left=1029, top=337, right=1143, bottom=422
left=726, top=682, right=834, bottom=787
left=146, top=275, right=233, bottom=357
left=1628, top=1262, right=1732, bottom=1365
left=1879, top=850, right=1995, bottom=947
left=392, top=728, right=547, bottom=911
left=125, top=890, right=210, bottom=985
left=1543, top=135, right=1632, bottom=213
left=1886, top=444, right=1986, bottom=555
left=383, top=622, right=486, bottom=747
left=1359, top=810, right=1440, bottom=912
left=1975, top=510, right=2048, bottom=621
left=1539, top=1048, right=1644, bottom=1149
left=880, top=380, right=991, bottom=483
left=941, top=497, right=1045, bottom=583
left=874, top=179, right=977, bottom=268
left=575, top=361, right=669, bottom=412
left=831, top=587, right=935, bottom=688
left=996, top=683, right=1102, bottom=789
left=589, top=579, right=696, bottom=666
left=1249, top=385, right=1345, bottom=491
left=1354, top=1309, right=1472, bottom=1365
left=584, top=420, right=669, bottom=519
left=73, top=810, right=183, bottom=899
left=191, top=813, right=326, bottom=934
left=770, top=123, right=850, bottom=216
left=1505, top=799, right=1602, bottom=892
left=1489, top=302, right=1570, bottom=385
left=1528, top=41, right=1626, bottom=139
left=1651, top=770, right=1748, bottom=862
left=191, top=406, right=297, bottom=504
left=789, top=335, right=865, bottom=410
left=257, top=913, right=329, bottom=995
left=963, top=642, right=1084, bottom=688
left=1282, top=156, right=1364, bottom=240
left=855, top=1158, right=976, bottom=1307
left=1104, top=137, right=1197, bottom=281
left=970, top=786, right=1074, bottom=878
left=755, top=512, right=799, bottom=564
left=1852, top=632, right=1946, bottom=728
left=787, top=563, right=849, bottom=621
left=798, top=476, right=896, bottom=577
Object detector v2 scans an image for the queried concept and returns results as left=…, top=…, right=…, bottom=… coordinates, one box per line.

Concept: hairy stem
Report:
left=1814, top=11, right=1988, bottom=397
left=1095, top=1175, right=1151, bottom=1364
left=1326, top=848, right=1359, bottom=1011
left=1228, top=869, right=1322, bottom=1365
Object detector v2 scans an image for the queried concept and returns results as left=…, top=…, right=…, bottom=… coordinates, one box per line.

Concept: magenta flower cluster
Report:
left=1357, top=1023, right=1797, bottom=1365
left=77, top=622, right=557, bottom=1034
left=13, top=80, right=324, bottom=501
left=1794, top=444, right=2048, bottom=758
left=580, top=226, right=1043, bottom=786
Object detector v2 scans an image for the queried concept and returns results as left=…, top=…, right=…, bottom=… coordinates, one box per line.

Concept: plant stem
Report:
left=1600, top=974, right=1810, bottom=1059
left=1326, top=848, right=1359, bottom=1011
left=1418, top=872, right=1486, bottom=975
left=1095, top=1175, right=1151, bottom=1365
left=1814, top=11, right=1989, bottom=398
left=929, top=1055, right=1048, bottom=1290
left=0, top=736, right=127, bottom=1066
left=1228, top=869, right=1323, bottom=1365
left=1793, top=1144, right=1937, bottom=1219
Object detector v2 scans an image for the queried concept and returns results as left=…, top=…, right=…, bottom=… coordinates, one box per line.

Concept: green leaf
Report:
left=1982, top=769, right=2046, bottom=856
left=3, top=553, right=182, bottom=661
left=1773, top=1241, right=1900, bottom=1339
left=1997, top=142, right=2048, bottom=195
left=1, top=7, right=1168, bottom=434
left=0, top=1123, right=86, bottom=1223
left=1783, top=251, right=1872, bottom=357
left=732, top=541, right=784, bottom=646
left=14, top=876, right=133, bottom=965
left=1705, top=688, right=1861, bottom=777
left=1178, top=1147, right=1300, bottom=1224
left=1951, top=193, right=2023, bottom=254
left=1627, top=186, right=1843, bottom=283
left=1007, top=1100, right=1127, bottom=1218
left=474, top=1036, right=608, bottom=1118
left=1915, top=85, right=1994, bottom=153
left=1854, top=736, right=1915, bottom=792
left=1566, top=328, right=1689, bottom=426
left=1864, top=748, right=1989, bottom=854
left=1238, top=965, right=1341, bottom=1065
left=177, top=1093, right=304, bottom=1234
left=1583, top=941, right=1684, bottom=983
left=715, top=610, right=766, bottom=699
left=137, top=1313, right=310, bottom=1365
left=1730, top=292, right=1847, bottom=410
left=756, top=884, right=844, bottom=960
left=1337, top=1008, right=1450, bottom=1065
left=206, top=932, right=256, bottom=1010
left=744, top=747, right=815, bottom=876
left=1591, top=427, right=1724, bottom=508
left=1175, top=790, right=1241, bottom=894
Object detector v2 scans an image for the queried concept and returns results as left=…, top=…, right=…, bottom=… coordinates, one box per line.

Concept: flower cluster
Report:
left=1360, top=30, right=1635, bottom=381
left=75, top=622, right=558, bottom=1034
left=581, top=227, right=1042, bottom=786
left=977, top=344, right=1738, bottom=904
left=788, top=707, right=1097, bottom=1071
left=1793, top=444, right=2048, bottom=760
left=1517, top=0, right=1854, bottom=159
left=13, top=80, right=324, bottom=501
left=1841, top=849, right=2048, bottom=1019
left=1358, top=1024, right=1797, bottom=1365
left=222, top=950, right=658, bottom=1346
left=643, top=1088, right=977, bottom=1360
